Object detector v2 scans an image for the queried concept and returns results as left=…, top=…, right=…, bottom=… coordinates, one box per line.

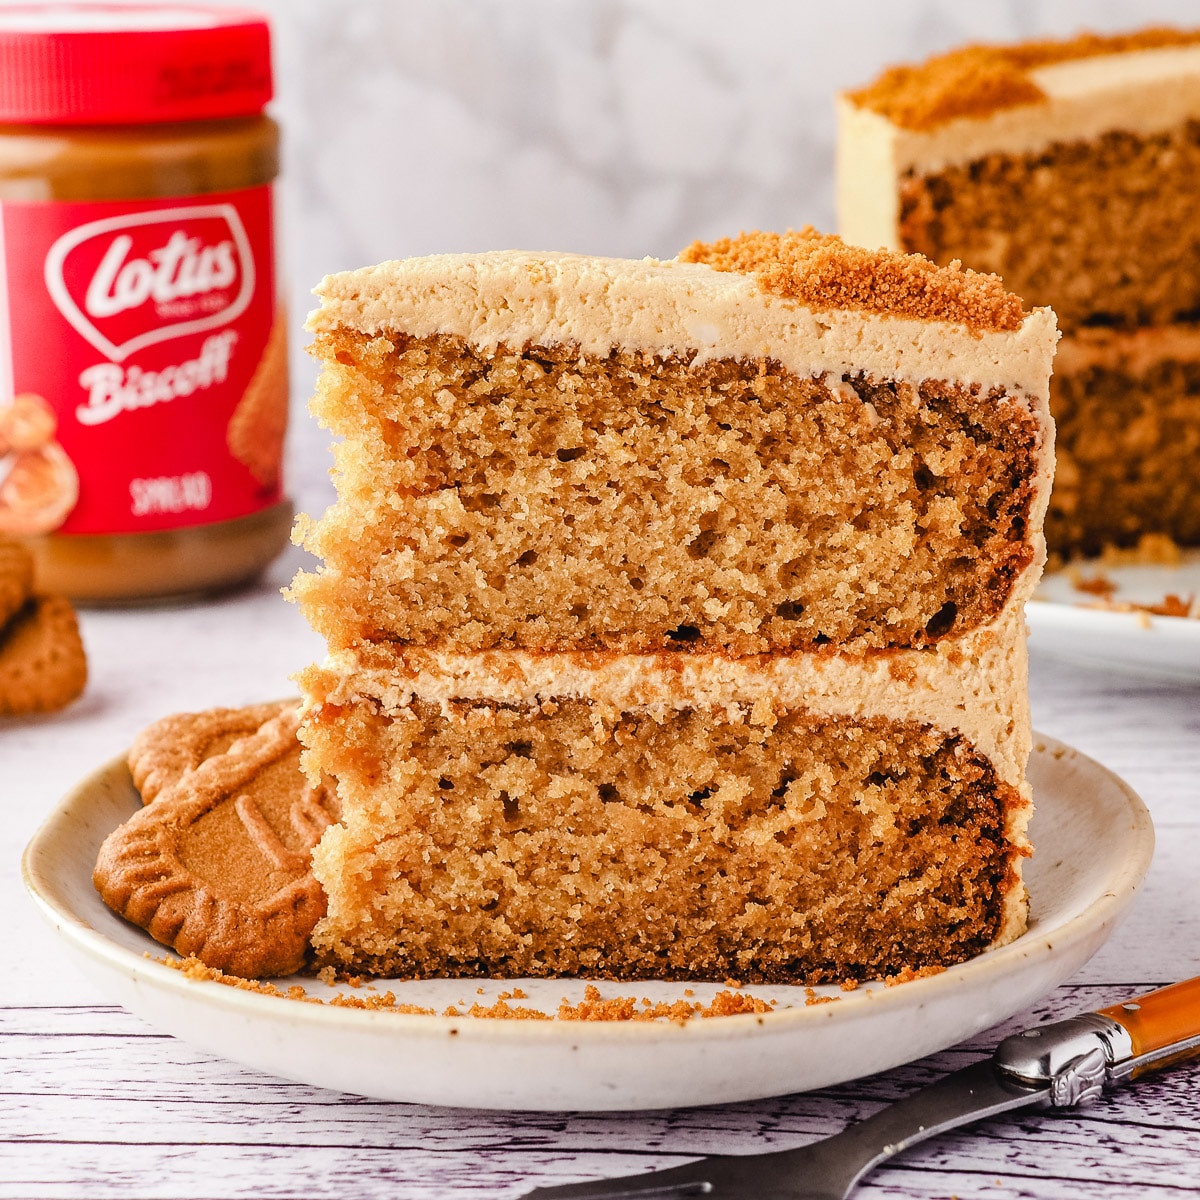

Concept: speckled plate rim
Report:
left=21, top=733, right=1154, bottom=1110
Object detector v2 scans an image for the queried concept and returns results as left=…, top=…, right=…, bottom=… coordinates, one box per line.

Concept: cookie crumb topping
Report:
left=680, top=227, right=1026, bottom=332
left=848, top=27, right=1200, bottom=132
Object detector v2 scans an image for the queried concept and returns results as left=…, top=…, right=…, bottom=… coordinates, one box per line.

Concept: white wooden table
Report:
left=4, top=548, right=1199, bottom=1200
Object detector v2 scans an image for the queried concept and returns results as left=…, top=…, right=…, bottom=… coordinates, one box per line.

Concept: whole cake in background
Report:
left=289, top=229, right=1057, bottom=986
left=837, top=28, right=1200, bottom=560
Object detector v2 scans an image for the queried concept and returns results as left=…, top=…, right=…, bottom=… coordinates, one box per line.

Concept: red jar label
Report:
left=0, top=185, right=283, bottom=536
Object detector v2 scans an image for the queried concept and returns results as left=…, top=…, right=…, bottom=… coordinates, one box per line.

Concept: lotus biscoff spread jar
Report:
left=0, top=4, right=290, bottom=602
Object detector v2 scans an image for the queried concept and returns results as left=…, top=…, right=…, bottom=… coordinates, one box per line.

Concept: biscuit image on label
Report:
left=0, top=394, right=80, bottom=535
left=0, top=593, right=87, bottom=716
left=227, top=309, right=288, bottom=488
left=94, top=701, right=340, bottom=978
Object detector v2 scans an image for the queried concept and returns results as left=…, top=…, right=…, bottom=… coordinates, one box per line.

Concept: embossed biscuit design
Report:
left=94, top=702, right=340, bottom=978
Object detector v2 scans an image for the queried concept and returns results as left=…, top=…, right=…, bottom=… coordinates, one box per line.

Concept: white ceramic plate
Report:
left=23, top=735, right=1152, bottom=1112
left=1027, top=551, right=1200, bottom=682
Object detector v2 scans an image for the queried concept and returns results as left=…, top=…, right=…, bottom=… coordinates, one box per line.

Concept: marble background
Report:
left=235, top=0, right=1200, bottom=513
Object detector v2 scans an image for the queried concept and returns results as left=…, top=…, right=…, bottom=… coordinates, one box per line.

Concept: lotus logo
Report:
left=44, top=205, right=256, bottom=362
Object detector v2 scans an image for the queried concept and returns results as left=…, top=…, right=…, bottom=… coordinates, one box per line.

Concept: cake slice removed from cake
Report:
left=837, top=29, right=1200, bottom=557
left=292, top=230, right=1057, bottom=984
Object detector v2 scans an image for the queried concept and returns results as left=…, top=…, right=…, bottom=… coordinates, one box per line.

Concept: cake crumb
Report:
left=557, top=985, right=775, bottom=1022
left=454, top=998, right=552, bottom=1021
left=1152, top=594, right=1194, bottom=618
left=1070, top=570, right=1117, bottom=600
left=159, top=957, right=779, bottom=1022
left=883, top=965, right=946, bottom=986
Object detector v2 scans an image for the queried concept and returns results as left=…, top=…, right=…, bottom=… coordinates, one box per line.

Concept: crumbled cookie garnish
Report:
left=445, top=999, right=552, bottom=1020
left=559, top=984, right=775, bottom=1022
left=1071, top=572, right=1118, bottom=600
left=160, top=959, right=780, bottom=1021
left=848, top=28, right=1200, bottom=132
left=1071, top=588, right=1198, bottom=620
left=882, top=965, right=947, bottom=986
left=1062, top=535, right=1198, bottom=619
left=681, top=228, right=1025, bottom=332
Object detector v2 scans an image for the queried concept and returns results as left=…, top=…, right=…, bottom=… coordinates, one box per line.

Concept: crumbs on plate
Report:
left=157, top=955, right=810, bottom=1021
left=1063, top=534, right=1197, bottom=619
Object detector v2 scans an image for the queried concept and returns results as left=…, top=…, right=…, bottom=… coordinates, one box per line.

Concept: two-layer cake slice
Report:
left=292, top=229, right=1057, bottom=984
left=838, top=29, right=1200, bottom=557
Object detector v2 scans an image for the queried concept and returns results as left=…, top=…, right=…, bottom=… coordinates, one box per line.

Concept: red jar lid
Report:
left=0, top=4, right=273, bottom=125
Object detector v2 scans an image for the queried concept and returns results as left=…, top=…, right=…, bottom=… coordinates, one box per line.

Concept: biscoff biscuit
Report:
left=94, top=702, right=340, bottom=978
left=128, top=700, right=298, bottom=805
left=227, top=308, right=288, bottom=488
left=0, top=594, right=87, bottom=716
left=0, top=535, right=33, bottom=629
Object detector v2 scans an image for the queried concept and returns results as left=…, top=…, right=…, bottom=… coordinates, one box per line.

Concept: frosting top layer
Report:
left=848, top=27, right=1200, bottom=132
left=310, top=239, right=1057, bottom=398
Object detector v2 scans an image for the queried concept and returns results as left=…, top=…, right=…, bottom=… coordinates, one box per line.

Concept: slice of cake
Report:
left=837, top=28, right=1200, bottom=558
left=291, top=230, right=1057, bottom=984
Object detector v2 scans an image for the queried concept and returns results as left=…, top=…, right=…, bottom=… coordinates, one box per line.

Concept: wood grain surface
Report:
left=4, top=566, right=1200, bottom=1199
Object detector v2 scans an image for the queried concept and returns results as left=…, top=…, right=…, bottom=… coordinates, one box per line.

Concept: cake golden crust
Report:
left=849, top=27, right=1200, bottom=132
left=680, top=227, right=1025, bottom=333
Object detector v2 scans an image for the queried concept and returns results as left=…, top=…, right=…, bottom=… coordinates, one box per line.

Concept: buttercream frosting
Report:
left=310, top=251, right=1058, bottom=402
